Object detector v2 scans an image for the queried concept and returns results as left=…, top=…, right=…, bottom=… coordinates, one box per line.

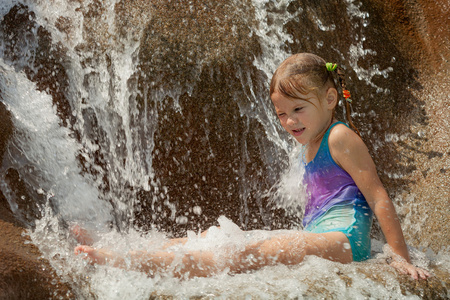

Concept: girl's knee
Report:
left=304, top=232, right=353, bottom=263
left=258, top=232, right=306, bottom=265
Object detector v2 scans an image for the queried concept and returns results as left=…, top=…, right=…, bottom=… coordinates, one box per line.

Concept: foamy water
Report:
left=0, top=0, right=448, bottom=299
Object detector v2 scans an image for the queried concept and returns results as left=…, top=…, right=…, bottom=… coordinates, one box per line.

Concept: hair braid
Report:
left=335, top=67, right=361, bottom=137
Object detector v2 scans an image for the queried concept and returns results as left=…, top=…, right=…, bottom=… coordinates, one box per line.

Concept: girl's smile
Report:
left=292, top=128, right=305, bottom=136
left=271, top=89, right=335, bottom=147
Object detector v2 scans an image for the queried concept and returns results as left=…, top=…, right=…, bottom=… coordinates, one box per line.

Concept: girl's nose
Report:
left=287, top=116, right=298, bottom=126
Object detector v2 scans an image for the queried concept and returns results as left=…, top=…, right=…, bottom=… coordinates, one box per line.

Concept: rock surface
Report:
left=0, top=194, right=73, bottom=299
left=0, top=0, right=448, bottom=298
left=365, top=0, right=449, bottom=253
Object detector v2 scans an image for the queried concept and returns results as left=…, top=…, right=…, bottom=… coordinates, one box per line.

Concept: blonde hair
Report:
left=270, top=53, right=360, bottom=136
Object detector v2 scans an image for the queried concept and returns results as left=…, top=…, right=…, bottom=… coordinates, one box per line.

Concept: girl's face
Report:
left=271, top=88, right=336, bottom=146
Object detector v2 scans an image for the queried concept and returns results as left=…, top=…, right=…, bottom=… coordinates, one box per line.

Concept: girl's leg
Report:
left=74, top=245, right=219, bottom=278
left=71, top=225, right=211, bottom=248
left=229, top=231, right=306, bottom=273
left=74, top=229, right=219, bottom=277
left=228, top=230, right=352, bottom=273
left=136, top=249, right=219, bottom=277
left=75, top=230, right=352, bottom=277
left=302, top=231, right=353, bottom=263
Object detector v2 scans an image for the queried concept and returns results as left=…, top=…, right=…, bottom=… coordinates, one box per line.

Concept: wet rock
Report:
left=0, top=0, right=448, bottom=298
left=136, top=0, right=258, bottom=90
left=0, top=102, right=12, bottom=163
left=0, top=6, right=73, bottom=298
left=360, top=0, right=450, bottom=252
left=122, top=0, right=280, bottom=234
left=0, top=193, right=73, bottom=300
left=147, top=262, right=450, bottom=299
left=0, top=4, right=72, bottom=127
left=367, top=0, right=449, bottom=72
left=356, top=263, right=450, bottom=300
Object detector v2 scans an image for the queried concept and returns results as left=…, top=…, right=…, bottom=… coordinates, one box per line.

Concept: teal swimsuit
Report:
left=302, top=122, right=373, bottom=261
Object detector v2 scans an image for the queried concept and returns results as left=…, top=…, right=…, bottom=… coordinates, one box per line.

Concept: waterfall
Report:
left=0, top=59, right=112, bottom=226
left=0, top=0, right=448, bottom=299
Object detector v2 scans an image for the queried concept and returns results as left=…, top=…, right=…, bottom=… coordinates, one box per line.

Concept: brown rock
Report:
left=0, top=102, right=12, bottom=164
left=125, top=0, right=276, bottom=234
left=366, top=0, right=449, bottom=72
left=0, top=193, right=73, bottom=300
left=0, top=0, right=448, bottom=297
left=359, top=0, right=450, bottom=252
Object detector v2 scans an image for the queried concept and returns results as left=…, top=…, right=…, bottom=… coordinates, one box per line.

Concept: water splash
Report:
left=0, top=59, right=112, bottom=227
left=0, top=0, right=448, bottom=299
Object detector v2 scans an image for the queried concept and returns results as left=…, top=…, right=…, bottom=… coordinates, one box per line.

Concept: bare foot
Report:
left=74, top=245, right=121, bottom=265
left=70, top=224, right=95, bottom=246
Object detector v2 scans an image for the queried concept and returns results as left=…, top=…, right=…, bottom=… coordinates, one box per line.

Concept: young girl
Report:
left=75, top=53, right=430, bottom=280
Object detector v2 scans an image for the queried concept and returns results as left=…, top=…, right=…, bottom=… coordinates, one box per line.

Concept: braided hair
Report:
left=334, top=66, right=361, bottom=136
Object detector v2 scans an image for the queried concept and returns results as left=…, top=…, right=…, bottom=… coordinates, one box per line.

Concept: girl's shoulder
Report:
left=328, top=122, right=369, bottom=165
left=328, top=122, right=363, bottom=146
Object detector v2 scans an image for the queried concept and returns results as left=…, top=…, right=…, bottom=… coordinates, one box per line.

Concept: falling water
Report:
left=0, top=0, right=448, bottom=299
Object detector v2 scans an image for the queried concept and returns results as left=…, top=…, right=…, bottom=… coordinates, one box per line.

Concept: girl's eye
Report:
left=295, top=107, right=303, bottom=112
left=277, top=113, right=286, bottom=117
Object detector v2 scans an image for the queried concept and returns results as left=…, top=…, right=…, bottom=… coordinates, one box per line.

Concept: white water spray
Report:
left=0, top=0, right=448, bottom=299
left=0, top=59, right=112, bottom=226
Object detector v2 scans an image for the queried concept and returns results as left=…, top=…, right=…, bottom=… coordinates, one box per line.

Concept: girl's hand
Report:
left=74, top=245, right=118, bottom=265
left=70, top=224, right=95, bottom=245
left=389, top=260, right=431, bottom=280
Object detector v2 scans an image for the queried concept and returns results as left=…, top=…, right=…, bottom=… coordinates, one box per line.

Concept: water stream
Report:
left=0, top=0, right=448, bottom=299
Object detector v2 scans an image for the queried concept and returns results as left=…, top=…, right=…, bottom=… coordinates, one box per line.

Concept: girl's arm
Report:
left=329, top=124, right=430, bottom=280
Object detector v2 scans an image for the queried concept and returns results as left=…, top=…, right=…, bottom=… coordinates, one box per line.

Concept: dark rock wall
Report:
left=361, top=0, right=449, bottom=252
left=0, top=0, right=448, bottom=297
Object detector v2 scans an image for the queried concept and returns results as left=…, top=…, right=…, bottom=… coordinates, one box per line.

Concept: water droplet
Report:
left=193, top=206, right=202, bottom=215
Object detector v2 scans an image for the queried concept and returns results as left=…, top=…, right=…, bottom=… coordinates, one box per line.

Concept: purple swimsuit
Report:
left=302, top=121, right=373, bottom=261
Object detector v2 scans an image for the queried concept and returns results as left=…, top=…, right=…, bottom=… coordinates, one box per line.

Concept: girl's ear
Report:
left=325, top=88, right=338, bottom=110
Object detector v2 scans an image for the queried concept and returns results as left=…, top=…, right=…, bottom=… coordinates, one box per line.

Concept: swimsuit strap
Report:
left=322, top=121, right=348, bottom=146
left=301, top=121, right=348, bottom=165
left=309, top=121, right=348, bottom=164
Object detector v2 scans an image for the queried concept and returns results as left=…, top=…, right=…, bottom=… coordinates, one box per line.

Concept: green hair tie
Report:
left=326, top=62, right=337, bottom=71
